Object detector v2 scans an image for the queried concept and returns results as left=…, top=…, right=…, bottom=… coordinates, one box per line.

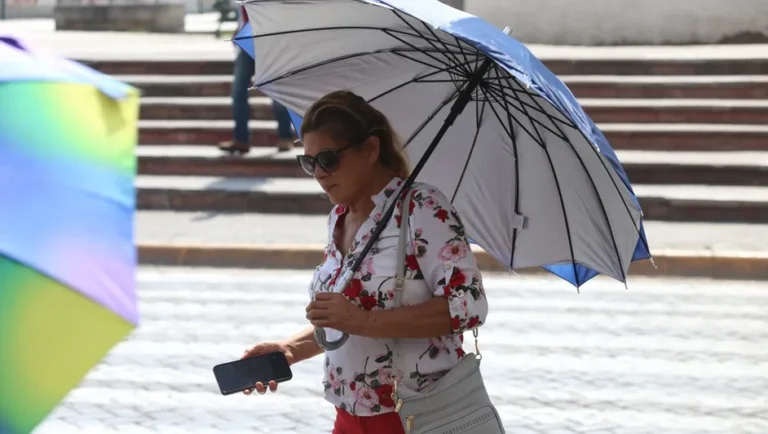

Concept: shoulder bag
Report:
left=386, top=187, right=506, bottom=434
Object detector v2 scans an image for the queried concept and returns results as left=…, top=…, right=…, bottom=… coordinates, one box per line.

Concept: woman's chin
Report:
left=325, top=190, right=344, bottom=205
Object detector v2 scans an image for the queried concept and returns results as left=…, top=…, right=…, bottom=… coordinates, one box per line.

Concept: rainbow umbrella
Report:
left=0, top=36, right=139, bottom=433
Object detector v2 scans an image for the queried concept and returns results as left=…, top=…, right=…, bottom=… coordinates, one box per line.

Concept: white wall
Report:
left=5, top=0, right=768, bottom=45
left=465, top=0, right=768, bottom=45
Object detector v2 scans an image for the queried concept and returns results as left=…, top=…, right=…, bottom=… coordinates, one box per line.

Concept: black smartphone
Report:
left=212, top=351, right=293, bottom=396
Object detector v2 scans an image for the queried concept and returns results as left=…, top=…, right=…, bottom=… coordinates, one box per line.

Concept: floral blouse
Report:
left=307, top=177, right=489, bottom=417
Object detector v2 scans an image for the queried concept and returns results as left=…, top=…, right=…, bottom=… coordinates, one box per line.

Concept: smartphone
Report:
left=212, top=351, right=293, bottom=396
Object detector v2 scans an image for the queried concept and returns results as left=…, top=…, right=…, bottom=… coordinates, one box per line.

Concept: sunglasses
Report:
left=296, top=141, right=362, bottom=176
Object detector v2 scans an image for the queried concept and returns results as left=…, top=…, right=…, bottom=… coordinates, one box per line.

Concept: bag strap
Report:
left=391, top=187, right=483, bottom=370
left=389, top=187, right=414, bottom=399
left=388, top=186, right=485, bottom=411
left=393, top=187, right=416, bottom=299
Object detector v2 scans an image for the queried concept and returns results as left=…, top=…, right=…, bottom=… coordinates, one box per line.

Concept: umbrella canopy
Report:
left=234, top=0, right=651, bottom=287
left=0, top=36, right=139, bottom=433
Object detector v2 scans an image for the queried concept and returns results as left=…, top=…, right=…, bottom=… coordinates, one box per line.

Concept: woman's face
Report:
left=302, top=131, right=377, bottom=205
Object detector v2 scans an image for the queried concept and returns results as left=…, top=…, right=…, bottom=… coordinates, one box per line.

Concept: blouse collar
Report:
left=333, top=177, right=405, bottom=217
left=371, top=177, right=404, bottom=207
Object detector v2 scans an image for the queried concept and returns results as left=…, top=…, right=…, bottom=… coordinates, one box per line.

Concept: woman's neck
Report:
left=346, top=171, right=395, bottom=217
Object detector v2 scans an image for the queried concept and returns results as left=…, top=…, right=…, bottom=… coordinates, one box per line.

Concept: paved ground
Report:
left=35, top=268, right=768, bottom=433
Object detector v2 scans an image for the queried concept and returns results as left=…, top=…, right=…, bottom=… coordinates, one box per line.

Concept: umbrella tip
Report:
left=503, top=26, right=512, bottom=35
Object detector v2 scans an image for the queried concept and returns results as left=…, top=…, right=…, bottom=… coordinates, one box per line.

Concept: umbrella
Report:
left=0, top=36, right=139, bottom=434
left=233, top=0, right=651, bottom=288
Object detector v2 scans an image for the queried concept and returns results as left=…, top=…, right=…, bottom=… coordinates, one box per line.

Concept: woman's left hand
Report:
left=306, top=293, right=369, bottom=335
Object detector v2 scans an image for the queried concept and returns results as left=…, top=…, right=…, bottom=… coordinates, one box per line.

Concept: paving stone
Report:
left=33, top=268, right=768, bottom=433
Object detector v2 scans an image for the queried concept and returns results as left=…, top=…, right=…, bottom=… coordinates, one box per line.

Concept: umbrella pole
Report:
left=316, top=58, right=495, bottom=351
left=401, top=57, right=494, bottom=190
left=351, top=57, right=495, bottom=272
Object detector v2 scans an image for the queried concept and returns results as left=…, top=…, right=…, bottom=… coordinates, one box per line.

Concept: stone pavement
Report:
left=34, top=268, right=768, bottom=434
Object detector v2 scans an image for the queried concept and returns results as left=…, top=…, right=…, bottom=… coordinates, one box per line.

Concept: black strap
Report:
left=348, top=174, right=418, bottom=274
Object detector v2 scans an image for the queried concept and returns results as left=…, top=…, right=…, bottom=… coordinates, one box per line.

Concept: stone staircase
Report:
left=75, top=55, right=768, bottom=226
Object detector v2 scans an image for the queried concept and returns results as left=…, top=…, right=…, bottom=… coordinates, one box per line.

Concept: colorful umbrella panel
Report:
left=0, top=36, right=140, bottom=434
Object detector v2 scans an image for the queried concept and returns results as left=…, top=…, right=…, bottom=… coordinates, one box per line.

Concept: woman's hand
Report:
left=306, top=293, right=369, bottom=335
left=241, top=341, right=294, bottom=396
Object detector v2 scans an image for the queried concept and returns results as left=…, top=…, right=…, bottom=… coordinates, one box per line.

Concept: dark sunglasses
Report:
left=296, top=140, right=362, bottom=176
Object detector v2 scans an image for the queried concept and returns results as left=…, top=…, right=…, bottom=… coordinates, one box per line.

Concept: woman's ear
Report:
left=363, top=135, right=381, bottom=165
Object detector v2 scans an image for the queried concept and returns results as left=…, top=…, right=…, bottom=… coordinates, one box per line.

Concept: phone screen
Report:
left=212, top=351, right=293, bottom=395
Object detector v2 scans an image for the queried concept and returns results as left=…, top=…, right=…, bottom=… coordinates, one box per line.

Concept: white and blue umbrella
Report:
left=233, top=0, right=651, bottom=289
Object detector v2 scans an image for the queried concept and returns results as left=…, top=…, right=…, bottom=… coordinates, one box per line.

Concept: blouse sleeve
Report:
left=405, top=185, right=489, bottom=335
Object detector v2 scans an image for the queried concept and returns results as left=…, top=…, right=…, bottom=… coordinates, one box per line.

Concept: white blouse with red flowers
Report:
left=307, top=177, right=489, bottom=417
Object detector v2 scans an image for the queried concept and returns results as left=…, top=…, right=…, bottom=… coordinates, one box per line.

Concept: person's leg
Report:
left=272, top=99, right=294, bottom=151
left=221, top=48, right=256, bottom=152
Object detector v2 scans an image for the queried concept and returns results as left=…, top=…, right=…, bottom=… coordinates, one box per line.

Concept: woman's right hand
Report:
left=241, top=341, right=294, bottom=396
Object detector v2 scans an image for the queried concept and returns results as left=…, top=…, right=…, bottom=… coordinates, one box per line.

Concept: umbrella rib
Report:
left=477, top=74, right=544, bottom=96
left=382, top=29, right=471, bottom=74
left=483, top=79, right=576, bottom=123
left=489, top=78, right=651, bottom=263
left=450, top=94, right=488, bottom=204
left=255, top=46, right=470, bottom=88
left=483, top=79, right=578, bottom=130
left=491, top=79, right=652, bottom=259
left=523, top=76, right=627, bottom=283
left=387, top=8, right=478, bottom=65
left=453, top=35, right=475, bottom=74
left=476, top=85, right=524, bottom=268
left=476, top=85, right=517, bottom=145
left=490, top=69, right=523, bottom=269
left=237, top=25, right=466, bottom=52
left=389, top=49, right=468, bottom=76
left=367, top=57, right=480, bottom=104
left=488, top=67, right=579, bottom=287
left=479, top=85, right=547, bottom=148
left=417, top=16, right=472, bottom=77
left=402, top=89, right=462, bottom=150
left=482, top=83, right=574, bottom=143
left=485, top=87, right=567, bottom=141
left=452, top=35, right=482, bottom=98
left=411, top=79, right=470, bottom=83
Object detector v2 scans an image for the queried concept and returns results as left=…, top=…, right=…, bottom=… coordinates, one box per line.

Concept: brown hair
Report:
left=300, top=90, right=410, bottom=179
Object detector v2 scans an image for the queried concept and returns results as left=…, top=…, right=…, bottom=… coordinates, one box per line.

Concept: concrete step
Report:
left=137, top=120, right=768, bottom=151
left=83, top=57, right=768, bottom=76
left=135, top=210, right=768, bottom=279
left=124, top=75, right=768, bottom=100
left=139, top=96, right=768, bottom=124
left=136, top=146, right=768, bottom=186
left=136, top=211, right=768, bottom=254
left=558, top=76, right=768, bottom=100
left=133, top=175, right=768, bottom=223
left=579, top=99, right=768, bottom=124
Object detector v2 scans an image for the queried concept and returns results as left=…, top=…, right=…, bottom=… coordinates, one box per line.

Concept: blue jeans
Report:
left=232, top=48, right=293, bottom=144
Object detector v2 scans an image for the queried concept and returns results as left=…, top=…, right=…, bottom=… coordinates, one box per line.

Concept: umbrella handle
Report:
left=314, top=327, right=349, bottom=351
left=313, top=269, right=354, bottom=351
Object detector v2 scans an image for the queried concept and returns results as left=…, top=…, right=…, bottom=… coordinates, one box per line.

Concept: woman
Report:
left=240, top=90, right=489, bottom=434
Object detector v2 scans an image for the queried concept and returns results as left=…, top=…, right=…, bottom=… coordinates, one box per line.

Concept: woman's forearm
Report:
left=359, top=297, right=452, bottom=339
left=283, top=326, right=324, bottom=364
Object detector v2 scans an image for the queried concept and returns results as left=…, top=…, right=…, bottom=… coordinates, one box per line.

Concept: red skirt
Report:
left=332, top=407, right=406, bottom=434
